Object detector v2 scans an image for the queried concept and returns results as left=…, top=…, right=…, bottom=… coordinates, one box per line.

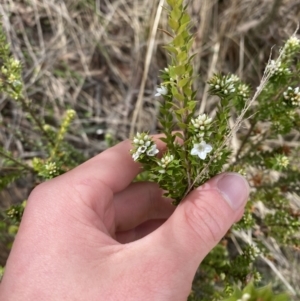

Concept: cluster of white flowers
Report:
left=190, top=114, right=213, bottom=160
left=6, top=72, right=22, bottom=89
left=155, top=85, right=168, bottom=97
left=131, top=132, right=159, bottom=161
left=253, top=271, right=262, bottom=282
left=286, top=35, right=300, bottom=48
left=45, top=162, right=58, bottom=175
left=281, top=36, right=300, bottom=57
left=191, top=113, right=212, bottom=130
left=209, top=74, right=238, bottom=95
left=212, top=151, right=223, bottom=163
left=249, top=245, right=260, bottom=261
left=283, top=86, right=300, bottom=106
left=268, top=60, right=290, bottom=77
left=276, top=155, right=289, bottom=168
left=229, top=74, right=240, bottom=82
left=10, top=58, right=21, bottom=68
left=191, top=114, right=212, bottom=160
left=190, top=113, right=213, bottom=140
left=237, top=293, right=251, bottom=301
left=158, top=154, right=174, bottom=173
left=237, top=83, right=250, bottom=99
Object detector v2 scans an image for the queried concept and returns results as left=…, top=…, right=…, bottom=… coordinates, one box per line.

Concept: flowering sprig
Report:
left=208, top=74, right=239, bottom=97
left=267, top=59, right=291, bottom=77
left=157, top=153, right=174, bottom=174
left=130, top=1, right=300, bottom=298
left=131, top=1, right=235, bottom=204
left=222, top=281, right=290, bottom=301
left=190, top=113, right=213, bottom=140
left=32, top=158, right=61, bottom=179
left=283, top=86, right=300, bottom=106
left=131, top=133, right=159, bottom=162
left=0, top=22, right=23, bottom=101
left=280, top=35, right=300, bottom=62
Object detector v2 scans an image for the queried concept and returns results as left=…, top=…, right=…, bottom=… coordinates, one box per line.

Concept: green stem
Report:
left=19, top=97, right=55, bottom=147
left=0, top=149, right=34, bottom=172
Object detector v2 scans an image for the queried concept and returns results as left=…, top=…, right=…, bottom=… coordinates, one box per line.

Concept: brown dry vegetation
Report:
left=0, top=0, right=300, bottom=297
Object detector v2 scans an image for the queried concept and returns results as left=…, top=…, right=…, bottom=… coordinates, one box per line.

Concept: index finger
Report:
left=69, top=136, right=166, bottom=193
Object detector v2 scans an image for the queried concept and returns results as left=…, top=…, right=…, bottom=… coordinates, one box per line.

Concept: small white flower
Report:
left=230, top=74, right=240, bottom=82
left=132, top=152, right=140, bottom=161
left=204, top=117, right=212, bottom=125
left=199, top=114, right=206, bottom=121
left=191, top=141, right=212, bottom=160
left=241, top=293, right=251, bottom=301
left=155, top=85, right=168, bottom=97
left=138, top=145, right=147, bottom=153
left=147, top=144, right=159, bottom=156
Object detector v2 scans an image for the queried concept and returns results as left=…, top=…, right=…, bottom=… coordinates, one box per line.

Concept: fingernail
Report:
left=216, top=173, right=249, bottom=210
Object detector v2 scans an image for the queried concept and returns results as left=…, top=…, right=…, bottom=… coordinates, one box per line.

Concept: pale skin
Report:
left=0, top=137, right=249, bottom=301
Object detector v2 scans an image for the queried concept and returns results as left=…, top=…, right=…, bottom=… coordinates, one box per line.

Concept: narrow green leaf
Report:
left=183, top=87, right=193, bottom=97
left=163, top=45, right=178, bottom=55
left=181, top=12, right=190, bottom=25
left=178, top=122, right=187, bottom=129
left=178, top=77, right=189, bottom=88
left=174, top=132, right=184, bottom=140
left=177, top=51, right=187, bottom=62
left=187, top=100, right=197, bottom=111
left=173, top=65, right=186, bottom=75
left=168, top=19, right=179, bottom=31
left=170, top=7, right=182, bottom=21
left=173, top=33, right=185, bottom=47
left=177, top=21, right=190, bottom=35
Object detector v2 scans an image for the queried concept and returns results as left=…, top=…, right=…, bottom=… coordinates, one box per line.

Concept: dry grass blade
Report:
left=129, top=0, right=164, bottom=137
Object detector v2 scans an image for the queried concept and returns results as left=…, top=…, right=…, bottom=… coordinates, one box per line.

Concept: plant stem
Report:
left=235, top=121, right=256, bottom=161
left=19, top=97, right=55, bottom=146
left=0, top=149, right=34, bottom=172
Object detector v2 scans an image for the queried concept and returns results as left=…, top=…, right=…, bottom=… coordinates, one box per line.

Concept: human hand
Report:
left=0, top=138, right=249, bottom=301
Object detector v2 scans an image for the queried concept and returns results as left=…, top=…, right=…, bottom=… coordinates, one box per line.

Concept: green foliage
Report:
left=0, top=2, right=300, bottom=301
left=5, top=201, right=26, bottom=225
left=131, top=2, right=241, bottom=205
left=221, top=282, right=290, bottom=301
left=0, top=19, right=85, bottom=245
left=0, top=24, right=23, bottom=101
left=130, top=1, right=300, bottom=300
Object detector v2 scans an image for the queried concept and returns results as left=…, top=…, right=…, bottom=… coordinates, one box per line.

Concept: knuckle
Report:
left=28, top=181, right=49, bottom=200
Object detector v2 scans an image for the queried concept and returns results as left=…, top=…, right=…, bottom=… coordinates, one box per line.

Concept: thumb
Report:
left=152, top=172, right=249, bottom=273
